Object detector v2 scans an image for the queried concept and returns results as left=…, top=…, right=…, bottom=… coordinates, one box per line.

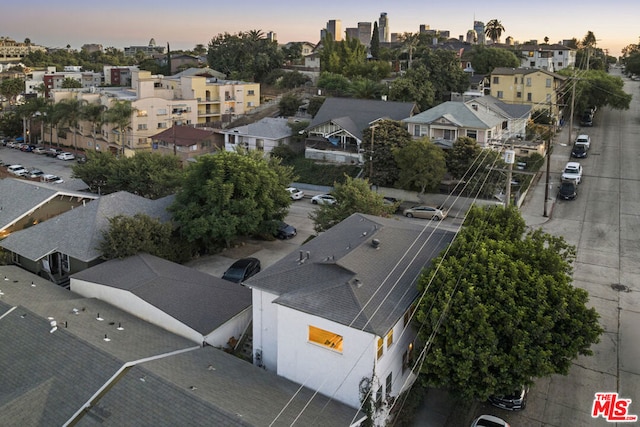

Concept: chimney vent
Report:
left=372, top=238, right=381, bottom=249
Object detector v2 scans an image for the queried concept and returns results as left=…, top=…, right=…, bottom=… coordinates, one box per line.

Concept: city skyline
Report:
left=1, top=1, right=638, bottom=57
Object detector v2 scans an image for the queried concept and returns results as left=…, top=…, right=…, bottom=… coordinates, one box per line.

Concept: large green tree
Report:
left=446, top=137, right=482, bottom=180
left=393, top=138, right=446, bottom=194
left=388, top=65, right=435, bottom=111
left=416, top=205, right=603, bottom=400
left=55, top=97, right=85, bottom=152
left=370, top=22, right=380, bottom=60
left=309, top=176, right=396, bottom=233
left=0, top=78, right=25, bottom=105
left=80, top=101, right=106, bottom=150
left=469, top=46, right=520, bottom=74
left=103, top=100, right=135, bottom=156
left=99, top=213, right=187, bottom=262
left=558, top=69, right=631, bottom=113
left=170, top=150, right=294, bottom=250
left=362, top=120, right=413, bottom=187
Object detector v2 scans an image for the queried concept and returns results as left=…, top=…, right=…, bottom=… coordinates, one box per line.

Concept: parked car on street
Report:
left=7, top=164, right=27, bottom=176
left=471, top=414, right=510, bottom=427
left=403, top=205, right=447, bottom=220
left=311, top=194, right=337, bottom=205
left=222, top=257, right=261, bottom=283
left=488, top=386, right=529, bottom=411
left=33, top=146, right=48, bottom=155
left=287, top=187, right=304, bottom=200
left=571, top=144, right=588, bottom=159
left=57, top=152, right=75, bottom=161
left=29, top=168, right=45, bottom=179
left=561, top=162, right=583, bottom=184
left=558, top=181, right=578, bottom=200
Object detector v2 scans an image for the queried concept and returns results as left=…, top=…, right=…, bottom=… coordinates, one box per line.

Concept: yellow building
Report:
left=489, top=67, right=567, bottom=121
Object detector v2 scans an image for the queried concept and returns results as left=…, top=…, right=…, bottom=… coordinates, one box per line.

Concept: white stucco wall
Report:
left=203, top=307, right=252, bottom=349
left=252, top=288, right=280, bottom=370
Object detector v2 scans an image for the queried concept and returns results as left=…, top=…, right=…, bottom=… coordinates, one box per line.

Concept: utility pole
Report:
left=543, top=101, right=553, bottom=217
left=567, top=76, right=576, bottom=146
left=504, top=146, right=515, bottom=207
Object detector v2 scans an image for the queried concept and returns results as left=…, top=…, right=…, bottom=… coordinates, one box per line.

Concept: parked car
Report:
left=488, top=386, right=529, bottom=411
left=7, top=164, right=28, bottom=176
left=76, top=155, right=87, bottom=164
left=287, top=187, right=304, bottom=200
left=574, top=134, right=591, bottom=150
left=41, top=174, right=64, bottom=184
left=571, top=144, right=588, bottom=159
left=580, top=111, right=594, bottom=127
left=558, top=181, right=578, bottom=200
left=471, top=414, right=510, bottom=427
left=57, top=152, right=75, bottom=161
left=561, top=161, right=583, bottom=184
left=45, top=148, right=63, bottom=157
left=28, top=168, right=45, bottom=179
left=6, top=141, right=18, bottom=148
left=311, top=194, right=337, bottom=205
left=20, top=144, right=37, bottom=152
left=33, top=146, right=48, bottom=155
left=274, top=221, right=297, bottom=239
left=403, top=205, right=447, bottom=220
left=383, top=196, right=401, bottom=212
left=222, top=257, right=261, bottom=283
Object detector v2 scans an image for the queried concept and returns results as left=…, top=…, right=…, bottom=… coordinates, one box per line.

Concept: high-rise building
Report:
left=326, top=19, right=342, bottom=41
left=357, top=22, right=372, bottom=46
left=419, top=24, right=430, bottom=33
left=345, top=27, right=358, bottom=40
left=378, top=13, right=390, bottom=43
left=474, top=21, right=485, bottom=44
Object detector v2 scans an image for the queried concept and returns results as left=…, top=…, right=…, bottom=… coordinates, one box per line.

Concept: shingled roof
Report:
left=0, top=191, right=174, bottom=263
left=71, top=253, right=252, bottom=335
left=245, top=213, right=455, bottom=336
left=403, top=100, right=504, bottom=129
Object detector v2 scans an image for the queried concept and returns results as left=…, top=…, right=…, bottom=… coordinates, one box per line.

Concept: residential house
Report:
left=70, top=253, right=252, bottom=348
left=219, top=117, right=292, bottom=153
left=246, top=213, right=455, bottom=413
left=168, top=54, right=203, bottom=74
left=511, top=43, right=576, bottom=71
left=0, top=178, right=97, bottom=240
left=464, top=95, right=532, bottom=140
left=151, top=124, right=221, bottom=162
left=403, top=100, right=508, bottom=148
left=489, top=67, right=567, bottom=122
left=0, top=191, right=174, bottom=287
left=0, top=265, right=363, bottom=426
left=304, top=98, right=419, bottom=164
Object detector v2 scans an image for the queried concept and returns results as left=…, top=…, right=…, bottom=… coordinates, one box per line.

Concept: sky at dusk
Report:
left=2, top=0, right=638, bottom=57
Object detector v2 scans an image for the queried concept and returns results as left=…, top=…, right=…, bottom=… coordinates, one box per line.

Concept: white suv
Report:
left=575, top=134, right=591, bottom=150
left=562, top=162, right=583, bottom=184
left=7, top=164, right=27, bottom=176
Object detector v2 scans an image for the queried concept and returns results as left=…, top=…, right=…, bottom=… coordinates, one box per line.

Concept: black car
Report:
left=580, top=112, right=593, bottom=127
left=488, top=386, right=529, bottom=411
left=274, top=221, right=297, bottom=239
left=558, top=181, right=577, bottom=200
left=571, top=144, right=588, bottom=158
left=222, top=257, right=261, bottom=283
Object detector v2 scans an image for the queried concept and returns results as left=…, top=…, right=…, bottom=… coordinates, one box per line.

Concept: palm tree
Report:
left=399, top=32, right=420, bottom=70
left=485, top=19, right=505, bottom=44
left=55, top=97, right=85, bottom=153
left=104, top=100, right=136, bottom=156
left=81, top=102, right=107, bottom=151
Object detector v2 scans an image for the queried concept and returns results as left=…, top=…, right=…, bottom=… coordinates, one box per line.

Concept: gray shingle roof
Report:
left=246, top=214, right=455, bottom=336
left=71, top=253, right=252, bottom=334
left=403, top=101, right=504, bottom=129
left=0, top=178, right=97, bottom=231
left=308, top=98, right=418, bottom=141
left=223, top=117, right=292, bottom=140
left=0, top=191, right=174, bottom=262
left=465, top=95, right=532, bottom=120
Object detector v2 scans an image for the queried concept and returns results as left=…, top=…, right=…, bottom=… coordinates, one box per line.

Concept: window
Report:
left=137, top=124, right=147, bottom=130
left=546, top=93, right=552, bottom=102
left=247, top=90, right=255, bottom=95
left=530, top=61, right=535, bottom=67
left=528, top=51, right=534, bottom=57
left=492, top=76, right=499, bottom=84
left=527, top=93, right=532, bottom=101
left=487, top=130, right=492, bottom=140
left=157, top=108, right=167, bottom=115
left=386, top=372, right=392, bottom=395
left=558, top=62, right=563, bottom=67
left=137, top=110, right=148, bottom=117
left=526, top=78, right=532, bottom=86
left=496, top=91, right=503, bottom=99
left=308, top=326, right=343, bottom=352
left=514, top=77, right=518, bottom=84
left=402, top=342, right=414, bottom=373
left=61, top=253, right=70, bottom=272
left=466, top=130, right=477, bottom=140
left=377, top=337, right=384, bottom=359
left=376, top=386, right=383, bottom=408
left=413, top=125, right=421, bottom=137
left=443, top=129, right=453, bottom=140
left=403, top=304, right=417, bottom=328
left=386, top=329, right=393, bottom=348
left=11, top=252, right=20, bottom=265
left=546, top=78, right=552, bottom=88
left=158, top=122, right=167, bottom=129
left=516, top=91, right=522, bottom=98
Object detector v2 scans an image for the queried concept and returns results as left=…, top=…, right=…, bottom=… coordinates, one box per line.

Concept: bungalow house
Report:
left=70, top=253, right=252, bottom=348
left=219, top=117, right=292, bottom=154
left=0, top=191, right=174, bottom=287
left=150, top=125, right=222, bottom=162
left=0, top=178, right=97, bottom=239
left=304, top=98, right=419, bottom=164
left=464, top=95, right=532, bottom=140
left=403, top=100, right=507, bottom=148
left=245, top=213, right=455, bottom=414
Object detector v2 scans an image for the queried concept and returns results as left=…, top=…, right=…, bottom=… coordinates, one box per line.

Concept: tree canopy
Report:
left=415, top=205, right=603, bottom=400
left=484, top=19, right=505, bottom=43
left=469, top=46, right=520, bottom=74
left=309, top=176, right=396, bottom=233
left=393, top=137, right=446, bottom=194
left=558, top=69, right=631, bottom=113
left=169, top=150, right=294, bottom=250
left=362, top=120, right=413, bottom=187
